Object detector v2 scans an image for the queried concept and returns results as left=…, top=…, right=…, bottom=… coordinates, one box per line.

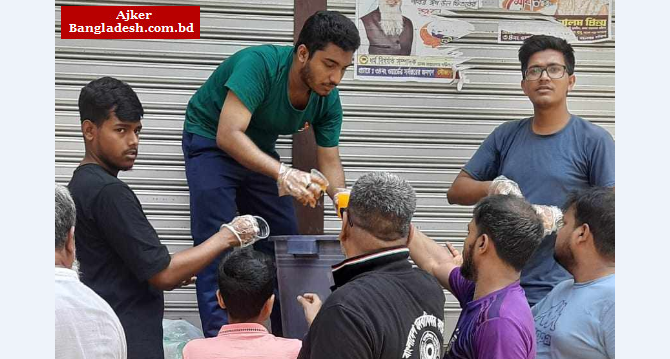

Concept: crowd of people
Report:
left=54, top=9, right=615, bottom=359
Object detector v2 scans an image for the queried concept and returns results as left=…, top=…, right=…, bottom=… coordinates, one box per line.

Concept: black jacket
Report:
left=298, top=246, right=445, bottom=359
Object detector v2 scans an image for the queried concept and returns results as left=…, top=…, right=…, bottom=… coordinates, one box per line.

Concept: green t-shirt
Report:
left=184, top=45, right=343, bottom=155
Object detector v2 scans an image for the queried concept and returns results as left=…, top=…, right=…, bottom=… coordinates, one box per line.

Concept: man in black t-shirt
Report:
left=296, top=172, right=445, bottom=359
left=68, top=77, right=264, bottom=359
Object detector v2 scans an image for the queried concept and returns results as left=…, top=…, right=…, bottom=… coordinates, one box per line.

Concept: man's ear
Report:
left=81, top=120, right=97, bottom=142
left=567, top=73, right=576, bottom=92
left=216, top=290, right=226, bottom=309
left=406, top=223, right=414, bottom=246
left=297, top=44, right=310, bottom=65
left=262, top=294, right=275, bottom=317
left=59, top=227, right=76, bottom=268
left=575, top=223, right=590, bottom=245
left=66, top=226, right=76, bottom=259
left=339, top=211, right=349, bottom=243
left=478, top=233, right=490, bottom=254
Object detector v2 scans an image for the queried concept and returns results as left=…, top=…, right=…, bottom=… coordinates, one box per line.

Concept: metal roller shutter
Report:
left=55, top=0, right=296, bottom=329
left=328, top=0, right=615, bottom=336
left=56, top=0, right=615, bottom=337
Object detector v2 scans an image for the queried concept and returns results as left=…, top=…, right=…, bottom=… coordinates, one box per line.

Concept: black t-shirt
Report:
left=298, top=247, right=446, bottom=359
left=68, top=164, right=171, bottom=359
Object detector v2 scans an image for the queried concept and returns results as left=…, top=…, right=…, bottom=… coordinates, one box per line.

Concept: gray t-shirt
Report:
left=532, top=274, right=615, bottom=359
left=463, top=115, right=615, bottom=304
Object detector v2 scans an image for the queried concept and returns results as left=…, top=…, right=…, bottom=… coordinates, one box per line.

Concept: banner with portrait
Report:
left=497, top=0, right=612, bottom=43
left=355, top=0, right=480, bottom=88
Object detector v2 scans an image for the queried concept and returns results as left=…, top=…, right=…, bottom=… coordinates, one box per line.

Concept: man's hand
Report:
left=409, top=225, right=462, bottom=266
left=297, top=293, right=323, bottom=327
left=445, top=242, right=463, bottom=267
left=277, top=163, right=327, bottom=208
left=408, top=224, right=460, bottom=292
left=178, top=276, right=196, bottom=288
left=532, top=204, right=563, bottom=236
left=447, top=170, right=491, bottom=205
left=488, top=175, right=523, bottom=197
left=220, top=215, right=261, bottom=247
left=306, top=169, right=329, bottom=207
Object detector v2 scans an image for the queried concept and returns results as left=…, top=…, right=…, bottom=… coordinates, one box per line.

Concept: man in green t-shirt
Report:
left=181, top=10, right=360, bottom=337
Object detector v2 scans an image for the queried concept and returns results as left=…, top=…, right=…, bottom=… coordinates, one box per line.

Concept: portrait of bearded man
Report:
left=360, top=0, right=414, bottom=56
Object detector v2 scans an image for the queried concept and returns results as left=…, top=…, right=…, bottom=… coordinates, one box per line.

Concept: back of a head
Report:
left=78, top=76, right=144, bottom=126
left=473, top=195, right=545, bottom=272
left=564, top=187, right=615, bottom=260
left=55, top=184, right=76, bottom=250
left=348, top=172, right=416, bottom=241
left=217, top=249, right=275, bottom=321
left=295, top=10, right=360, bottom=56
left=518, top=35, right=575, bottom=76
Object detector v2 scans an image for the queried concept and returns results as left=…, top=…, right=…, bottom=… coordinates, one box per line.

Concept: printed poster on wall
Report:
left=355, top=0, right=481, bottom=89
left=497, top=0, right=612, bottom=43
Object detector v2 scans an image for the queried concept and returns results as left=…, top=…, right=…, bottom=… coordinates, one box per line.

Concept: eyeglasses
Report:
left=344, top=208, right=354, bottom=228
left=524, top=65, right=567, bottom=81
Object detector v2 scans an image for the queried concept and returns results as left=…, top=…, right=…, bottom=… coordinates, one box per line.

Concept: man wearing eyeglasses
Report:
left=446, top=35, right=615, bottom=306
left=296, top=172, right=445, bottom=359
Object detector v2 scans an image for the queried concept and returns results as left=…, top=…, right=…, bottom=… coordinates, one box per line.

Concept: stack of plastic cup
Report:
left=253, top=216, right=270, bottom=239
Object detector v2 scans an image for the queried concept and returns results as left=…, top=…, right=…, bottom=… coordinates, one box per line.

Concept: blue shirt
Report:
left=463, top=115, right=615, bottom=304
left=532, top=274, right=615, bottom=359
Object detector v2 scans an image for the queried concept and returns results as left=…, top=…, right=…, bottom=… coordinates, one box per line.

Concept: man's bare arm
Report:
left=316, top=145, right=346, bottom=199
left=216, top=91, right=324, bottom=206
left=446, top=170, right=492, bottom=205
left=149, top=229, right=238, bottom=290
left=216, top=91, right=282, bottom=180
left=408, top=225, right=461, bottom=292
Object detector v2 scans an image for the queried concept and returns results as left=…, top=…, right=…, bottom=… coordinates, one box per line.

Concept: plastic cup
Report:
left=336, top=191, right=350, bottom=219
left=310, top=169, right=329, bottom=192
left=253, top=216, right=270, bottom=239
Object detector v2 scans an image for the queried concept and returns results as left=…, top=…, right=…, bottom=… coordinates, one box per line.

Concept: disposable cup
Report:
left=310, top=169, right=329, bottom=192
left=253, top=216, right=270, bottom=239
left=336, top=192, right=350, bottom=219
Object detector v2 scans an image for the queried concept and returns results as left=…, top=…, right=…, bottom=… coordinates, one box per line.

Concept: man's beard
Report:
left=460, top=242, right=477, bottom=281
left=300, top=60, right=315, bottom=91
left=96, top=145, right=135, bottom=173
left=379, top=1, right=405, bottom=36
left=300, top=60, right=335, bottom=96
left=554, top=239, right=576, bottom=274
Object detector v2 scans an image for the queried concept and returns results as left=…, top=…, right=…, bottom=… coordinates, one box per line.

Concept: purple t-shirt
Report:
left=444, top=268, right=536, bottom=359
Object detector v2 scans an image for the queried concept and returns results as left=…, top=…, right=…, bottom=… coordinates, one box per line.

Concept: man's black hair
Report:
left=294, top=10, right=360, bottom=57
left=78, top=76, right=144, bottom=126
left=473, top=195, right=545, bottom=271
left=217, top=249, right=276, bottom=321
left=518, top=35, right=575, bottom=78
left=563, top=187, right=615, bottom=260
